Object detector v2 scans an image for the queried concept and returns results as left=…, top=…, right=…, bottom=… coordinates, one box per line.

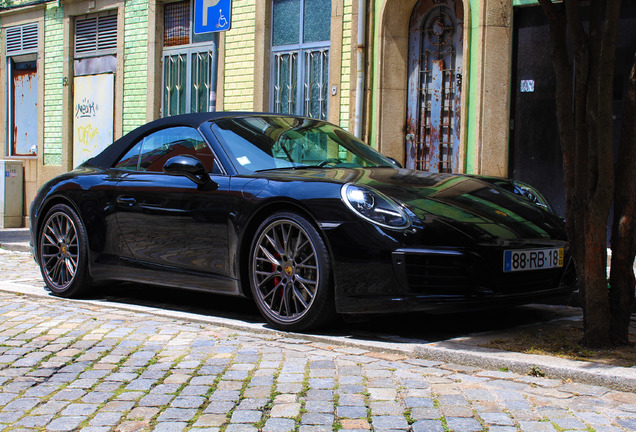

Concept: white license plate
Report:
left=503, top=248, right=564, bottom=272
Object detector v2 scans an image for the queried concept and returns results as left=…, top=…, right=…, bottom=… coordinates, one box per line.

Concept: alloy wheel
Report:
left=251, top=219, right=320, bottom=323
left=40, top=211, right=80, bottom=290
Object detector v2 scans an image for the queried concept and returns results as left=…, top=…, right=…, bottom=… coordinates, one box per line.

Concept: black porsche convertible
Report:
left=30, top=112, right=576, bottom=331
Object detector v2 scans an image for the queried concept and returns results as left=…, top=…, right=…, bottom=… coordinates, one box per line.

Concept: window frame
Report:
left=161, top=0, right=219, bottom=118
left=5, top=22, right=39, bottom=158
left=269, top=0, right=331, bottom=120
left=74, top=12, right=118, bottom=59
left=162, top=47, right=218, bottom=117
left=113, top=126, right=225, bottom=175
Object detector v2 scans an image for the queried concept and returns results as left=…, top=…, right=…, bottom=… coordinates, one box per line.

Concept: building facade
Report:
left=4, top=0, right=630, bottom=226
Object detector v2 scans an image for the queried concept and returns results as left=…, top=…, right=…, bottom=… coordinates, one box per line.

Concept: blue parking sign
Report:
left=194, top=0, right=231, bottom=33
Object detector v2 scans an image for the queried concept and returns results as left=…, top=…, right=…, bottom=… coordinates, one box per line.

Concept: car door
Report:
left=112, top=126, right=232, bottom=288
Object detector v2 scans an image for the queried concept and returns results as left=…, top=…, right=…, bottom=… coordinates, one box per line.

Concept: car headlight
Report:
left=512, top=181, right=553, bottom=213
left=341, top=183, right=410, bottom=229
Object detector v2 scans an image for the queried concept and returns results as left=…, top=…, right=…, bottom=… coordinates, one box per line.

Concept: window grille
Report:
left=271, top=0, right=330, bottom=120
left=6, top=23, right=38, bottom=55
left=164, top=1, right=191, bottom=47
left=75, top=14, right=117, bottom=57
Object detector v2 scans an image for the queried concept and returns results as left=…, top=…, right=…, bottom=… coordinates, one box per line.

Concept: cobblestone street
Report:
left=1, top=248, right=636, bottom=431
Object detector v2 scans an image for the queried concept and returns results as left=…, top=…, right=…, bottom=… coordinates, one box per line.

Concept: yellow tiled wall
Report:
left=223, top=0, right=256, bottom=111
left=340, top=0, right=352, bottom=130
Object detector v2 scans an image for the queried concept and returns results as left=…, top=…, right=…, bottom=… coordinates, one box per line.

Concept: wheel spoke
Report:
left=296, top=263, right=317, bottom=271
left=296, top=253, right=315, bottom=266
left=51, top=259, right=64, bottom=283
left=292, top=286, right=309, bottom=309
left=256, top=270, right=277, bottom=287
left=50, top=216, right=65, bottom=243
left=65, top=256, right=77, bottom=277
left=258, top=245, right=281, bottom=267
left=293, top=235, right=309, bottom=256
left=279, top=284, right=291, bottom=316
left=262, top=276, right=284, bottom=300
left=66, top=229, right=77, bottom=246
left=281, top=224, right=292, bottom=255
left=43, top=231, right=58, bottom=247
left=265, top=232, right=285, bottom=256
left=295, top=275, right=317, bottom=286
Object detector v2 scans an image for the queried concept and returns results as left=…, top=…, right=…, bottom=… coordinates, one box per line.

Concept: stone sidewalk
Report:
left=1, top=247, right=636, bottom=431
left=0, top=228, right=31, bottom=253
left=1, top=289, right=636, bottom=432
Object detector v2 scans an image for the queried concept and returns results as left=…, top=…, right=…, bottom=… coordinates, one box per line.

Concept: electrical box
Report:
left=0, top=160, right=24, bottom=228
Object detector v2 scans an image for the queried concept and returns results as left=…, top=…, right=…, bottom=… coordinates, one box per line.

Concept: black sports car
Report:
left=30, top=112, right=576, bottom=331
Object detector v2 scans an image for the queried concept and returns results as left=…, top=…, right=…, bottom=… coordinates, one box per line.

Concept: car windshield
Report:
left=210, top=116, right=395, bottom=174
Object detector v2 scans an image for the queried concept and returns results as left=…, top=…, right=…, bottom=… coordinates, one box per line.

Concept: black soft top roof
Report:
left=84, top=111, right=257, bottom=169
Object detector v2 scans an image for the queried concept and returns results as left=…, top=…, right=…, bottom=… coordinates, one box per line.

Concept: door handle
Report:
left=116, top=196, right=137, bottom=206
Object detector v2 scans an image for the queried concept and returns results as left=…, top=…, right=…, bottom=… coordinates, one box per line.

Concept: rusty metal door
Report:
left=10, top=60, right=38, bottom=156
left=406, top=0, right=463, bottom=172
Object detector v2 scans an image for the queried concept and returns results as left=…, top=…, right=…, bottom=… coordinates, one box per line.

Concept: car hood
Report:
left=262, top=167, right=566, bottom=242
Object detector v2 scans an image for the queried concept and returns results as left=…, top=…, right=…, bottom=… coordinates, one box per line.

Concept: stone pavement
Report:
left=2, top=242, right=636, bottom=431
left=1, top=288, right=636, bottom=432
left=0, top=228, right=31, bottom=253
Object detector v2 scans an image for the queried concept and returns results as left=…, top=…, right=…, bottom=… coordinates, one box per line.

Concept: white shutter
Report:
left=75, top=14, right=117, bottom=57
left=6, top=23, right=38, bottom=55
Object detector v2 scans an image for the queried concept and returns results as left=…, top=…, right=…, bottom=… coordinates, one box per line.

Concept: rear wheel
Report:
left=249, top=212, right=335, bottom=331
left=38, top=203, right=91, bottom=298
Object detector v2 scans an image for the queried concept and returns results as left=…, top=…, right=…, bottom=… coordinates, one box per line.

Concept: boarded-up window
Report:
left=75, top=14, right=117, bottom=57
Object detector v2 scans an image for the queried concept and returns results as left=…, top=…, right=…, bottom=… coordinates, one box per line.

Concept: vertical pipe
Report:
left=353, top=0, right=366, bottom=139
left=209, top=33, right=219, bottom=111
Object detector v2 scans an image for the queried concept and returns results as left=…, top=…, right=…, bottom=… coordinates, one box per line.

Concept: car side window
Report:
left=114, top=126, right=222, bottom=174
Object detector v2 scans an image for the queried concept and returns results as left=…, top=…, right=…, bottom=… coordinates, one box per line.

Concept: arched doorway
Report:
left=406, top=0, right=463, bottom=172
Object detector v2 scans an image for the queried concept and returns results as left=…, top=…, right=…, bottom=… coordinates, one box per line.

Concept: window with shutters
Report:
left=73, top=12, right=117, bottom=77
left=75, top=13, right=117, bottom=58
left=5, top=23, right=39, bottom=156
left=271, top=0, right=330, bottom=120
left=6, top=23, right=38, bottom=56
left=162, top=0, right=218, bottom=117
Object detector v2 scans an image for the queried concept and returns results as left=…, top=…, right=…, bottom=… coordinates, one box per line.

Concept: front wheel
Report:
left=249, top=212, right=335, bottom=332
left=38, top=203, right=92, bottom=298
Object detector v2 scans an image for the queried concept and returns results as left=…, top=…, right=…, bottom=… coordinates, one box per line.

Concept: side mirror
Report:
left=163, top=155, right=215, bottom=186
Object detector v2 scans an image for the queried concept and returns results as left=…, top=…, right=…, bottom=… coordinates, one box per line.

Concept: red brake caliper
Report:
left=273, top=252, right=282, bottom=297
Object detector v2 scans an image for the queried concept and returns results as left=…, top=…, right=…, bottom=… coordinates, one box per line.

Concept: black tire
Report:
left=249, top=212, right=336, bottom=332
left=38, top=203, right=92, bottom=298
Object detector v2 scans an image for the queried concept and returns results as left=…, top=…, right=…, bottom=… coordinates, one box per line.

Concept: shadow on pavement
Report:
left=78, top=282, right=582, bottom=344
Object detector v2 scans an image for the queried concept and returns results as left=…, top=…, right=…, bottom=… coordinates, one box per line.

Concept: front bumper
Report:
left=333, top=245, right=576, bottom=314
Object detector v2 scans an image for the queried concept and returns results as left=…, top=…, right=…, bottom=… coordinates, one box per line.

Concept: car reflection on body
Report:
left=30, top=112, right=576, bottom=331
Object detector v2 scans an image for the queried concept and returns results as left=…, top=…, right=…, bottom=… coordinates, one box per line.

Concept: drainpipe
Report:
left=353, top=0, right=366, bottom=139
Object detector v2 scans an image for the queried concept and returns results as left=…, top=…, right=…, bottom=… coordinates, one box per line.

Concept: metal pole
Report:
left=353, top=0, right=366, bottom=139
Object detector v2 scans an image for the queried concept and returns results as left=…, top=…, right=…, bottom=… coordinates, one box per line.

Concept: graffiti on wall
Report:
left=73, top=73, right=114, bottom=167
